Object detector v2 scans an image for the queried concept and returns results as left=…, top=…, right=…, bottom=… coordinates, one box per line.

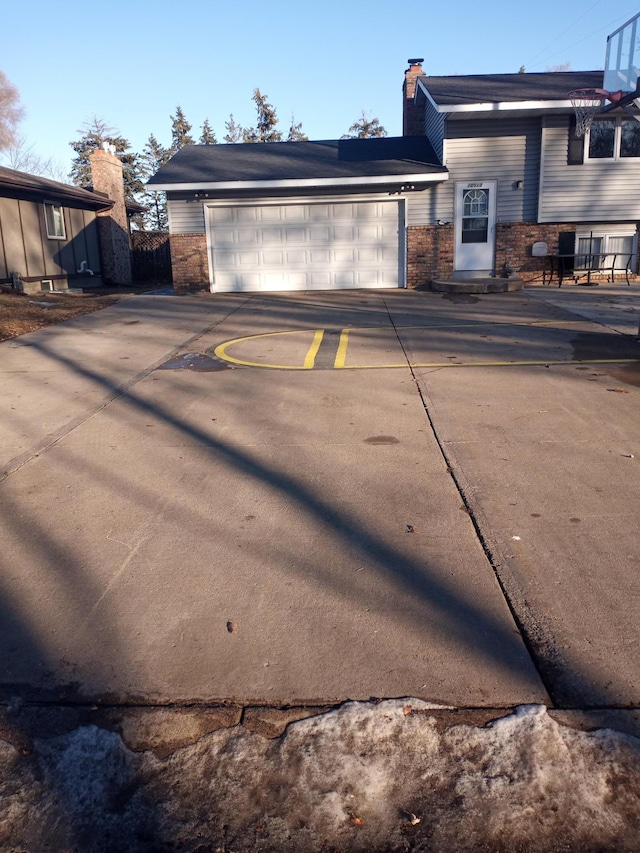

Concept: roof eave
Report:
left=440, top=99, right=575, bottom=113
left=415, top=81, right=575, bottom=113
left=0, top=182, right=114, bottom=211
left=147, top=172, right=448, bottom=192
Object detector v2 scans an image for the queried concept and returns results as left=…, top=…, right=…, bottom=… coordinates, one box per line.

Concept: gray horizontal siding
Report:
left=539, top=115, right=640, bottom=222
left=167, top=199, right=206, bottom=234
left=409, top=117, right=541, bottom=225
left=406, top=186, right=448, bottom=226
left=424, top=100, right=445, bottom=163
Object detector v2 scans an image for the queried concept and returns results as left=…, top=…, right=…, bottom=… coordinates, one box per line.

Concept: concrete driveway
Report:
left=1, top=286, right=639, bottom=709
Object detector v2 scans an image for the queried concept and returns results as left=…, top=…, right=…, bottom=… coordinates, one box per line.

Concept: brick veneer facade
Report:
left=407, top=224, right=454, bottom=286
left=404, top=221, right=613, bottom=288
left=170, top=234, right=209, bottom=293
left=495, top=222, right=579, bottom=282
left=171, top=222, right=633, bottom=293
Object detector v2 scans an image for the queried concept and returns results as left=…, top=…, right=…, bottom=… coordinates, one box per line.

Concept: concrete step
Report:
left=429, top=277, right=525, bottom=294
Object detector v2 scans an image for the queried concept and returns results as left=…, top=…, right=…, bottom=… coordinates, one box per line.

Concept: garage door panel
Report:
left=284, top=250, right=307, bottom=265
left=308, top=226, right=332, bottom=243
left=214, top=250, right=237, bottom=268
left=309, top=272, right=332, bottom=287
left=284, top=227, right=307, bottom=243
left=259, top=207, right=284, bottom=221
left=236, top=229, right=259, bottom=245
left=357, top=248, right=378, bottom=263
left=261, top=229, right=283, bottom=245
left=262, top=250, right=285, bottom=265
left=236, top=208, right=258, bottom=222
left=331, top=226, right=355, bottom=241
left=333, top=270, right=354, bottom=286
left=209, top=201, right=401, bottom=292
left=309, top=205, right=331, bottom=220
left=353, top=203, right=379, bottom=219
left=334, top=249, right=356, bottom=263
left=238, top=252, right=260, bottom=266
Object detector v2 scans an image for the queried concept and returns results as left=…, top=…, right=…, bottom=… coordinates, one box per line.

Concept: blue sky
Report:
left=1, top=0, right=638, bottom=178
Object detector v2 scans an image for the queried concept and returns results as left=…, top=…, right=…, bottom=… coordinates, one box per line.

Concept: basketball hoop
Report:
left=568, top=88, right=623, bottom=136
left=568, top=89, right=607, bottom=136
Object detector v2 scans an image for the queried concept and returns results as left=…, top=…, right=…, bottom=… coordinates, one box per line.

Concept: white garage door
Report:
left=207, top=200, right=401, bottom=292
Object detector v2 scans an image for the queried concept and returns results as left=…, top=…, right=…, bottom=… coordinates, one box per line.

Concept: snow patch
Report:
left=0, top=702, right=638, bottom=851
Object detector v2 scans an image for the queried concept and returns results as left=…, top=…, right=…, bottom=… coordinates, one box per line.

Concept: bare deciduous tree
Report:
left=0, top=70, right=24, bottom=151
left=4, top=136, right=67, bottom=181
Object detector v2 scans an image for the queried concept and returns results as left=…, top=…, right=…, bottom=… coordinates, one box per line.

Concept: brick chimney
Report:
left=403, top=58, right=425, bottom=136
left=89, top=148, right=132, bottom=285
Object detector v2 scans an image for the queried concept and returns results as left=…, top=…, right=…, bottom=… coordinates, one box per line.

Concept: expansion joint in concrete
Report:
left=381, top=294, right=558, bottom=706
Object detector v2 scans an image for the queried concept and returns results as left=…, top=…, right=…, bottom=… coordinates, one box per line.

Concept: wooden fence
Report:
left=131, top=231, right=172, bottom=282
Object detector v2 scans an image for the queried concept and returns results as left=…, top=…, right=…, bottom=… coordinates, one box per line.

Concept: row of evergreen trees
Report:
left=69, top=90, right=387, bottom=231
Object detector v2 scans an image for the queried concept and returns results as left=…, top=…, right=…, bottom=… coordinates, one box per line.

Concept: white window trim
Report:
left=585, top=116, right=640, bottom=162
left=44, top=202, right=66, bottom=240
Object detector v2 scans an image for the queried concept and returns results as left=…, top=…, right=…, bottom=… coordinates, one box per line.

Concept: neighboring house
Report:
left=0, top=149, right=142, bottom=294
left=148, top=62, right=639, bottom=294
left=403, top=62, right=639, bottom=283
left=0, top=167, right=111, bottom=293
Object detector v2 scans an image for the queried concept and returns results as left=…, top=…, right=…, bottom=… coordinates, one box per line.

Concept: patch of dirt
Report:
left=0, top=285, right=161, bottom=343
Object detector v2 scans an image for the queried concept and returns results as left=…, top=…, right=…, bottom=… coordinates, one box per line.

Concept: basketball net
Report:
left=568, top=89, right=606, bottom=136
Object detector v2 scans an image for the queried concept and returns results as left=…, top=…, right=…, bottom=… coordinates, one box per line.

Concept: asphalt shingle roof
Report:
left=148, top=137, right=446, bottom=186
left=419, top=71, right=604, bottom=106
left=0, top=166, right=113, bottom=210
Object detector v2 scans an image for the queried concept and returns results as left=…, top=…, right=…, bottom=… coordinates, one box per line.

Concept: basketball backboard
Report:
left=604, top=12, right=640, bottom=95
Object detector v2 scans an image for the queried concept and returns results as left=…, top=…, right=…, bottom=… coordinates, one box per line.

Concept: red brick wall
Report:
left=407, top=225, right=454, bottom=287
left=406, top=222, right=596, bottom=287
left=169, top=234, right=209, bottom=293
left=496, top=222, right=578, bottom=281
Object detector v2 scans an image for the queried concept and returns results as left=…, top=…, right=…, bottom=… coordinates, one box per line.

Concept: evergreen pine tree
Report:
left=200, top=119, right=217, bottom=145
left=341, top=111, right=388, bottom=139
left=139, top=134, right=170, bottom=231
left=287, top=115, right=308, bottom=142
left=69, top=117, right=144, bottom=202
left=223, top=114, right=244, bottom=143
left=169, top=106, right=194, bottom=154
left=247, top=88, right=282, bottom=142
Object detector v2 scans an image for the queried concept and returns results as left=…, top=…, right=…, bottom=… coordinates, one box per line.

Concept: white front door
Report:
left=454, top=181, right=496, bottom=276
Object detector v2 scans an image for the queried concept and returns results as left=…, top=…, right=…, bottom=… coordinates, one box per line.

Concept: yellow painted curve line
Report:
left=214, top=329, right=325, bottom=370
left=304, top=329, right=325, bottom=368
left=334, top=329, right=351, bottom=369
left=214, top=326, right=640, bottom=371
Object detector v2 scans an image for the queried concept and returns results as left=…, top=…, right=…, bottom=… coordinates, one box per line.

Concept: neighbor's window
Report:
left=587, top=117, right=640, bottom=160
left=44, top=203, right=65, bottom=239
